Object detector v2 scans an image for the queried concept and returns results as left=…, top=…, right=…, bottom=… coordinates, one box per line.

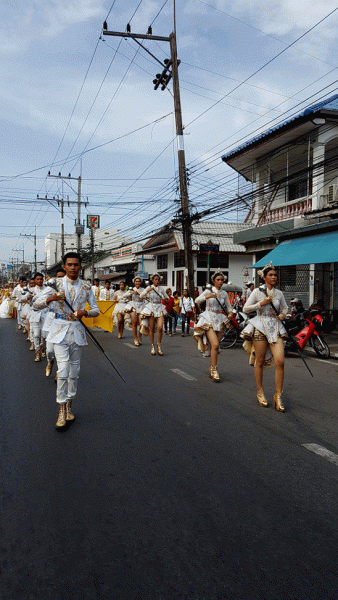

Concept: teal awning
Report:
left=253, top=230, right=338, bottom=268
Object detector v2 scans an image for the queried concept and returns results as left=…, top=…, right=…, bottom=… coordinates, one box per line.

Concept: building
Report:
left=82, top=241, right=156, bottom=285
left=137, top=221, right=251, bottom=293
left=222, top=93, right=338, bottom=316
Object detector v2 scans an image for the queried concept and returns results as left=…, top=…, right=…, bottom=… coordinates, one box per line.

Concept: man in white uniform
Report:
left=99, top=280, right=114, bottom=301
left=30, top=273, right=48, bottom=362
left=34, top=252, right=99, bottom=429
left=92, top=278, right=101, bottom=301
left=12, top=277, right=28, bottom=329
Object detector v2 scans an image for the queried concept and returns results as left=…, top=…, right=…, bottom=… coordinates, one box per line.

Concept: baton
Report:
left=259, top=286, right=313, bottom=378
left=48, top=280, right=126, bottom=383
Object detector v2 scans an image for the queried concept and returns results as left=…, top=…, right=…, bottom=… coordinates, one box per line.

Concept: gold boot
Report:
left=34, top=349, right=41, bottom=362
left=45, top=360, right=54, bottom=377
left=157, top=344, right=164, bottom=356
left=66, top=400, right=75, bottom=421
left=150, top=344, right=156, bottom=355
left=138, top=336, right=142, bottom=345
left=273, top=391, right=285, bottom=413
left=29, top=342, right=34, bottom=351
left=55, top=404, right=67, bottom=428
left=257, top=388, right=268, bottom=407
left=40, top=343, right=46, bottom=358
left=209, top=366, right=220, bottom=382
left=134, top=338, right=140, bottom=346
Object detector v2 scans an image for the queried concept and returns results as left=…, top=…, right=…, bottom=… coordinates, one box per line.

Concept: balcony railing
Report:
left=259, top=197, right=313, bottom=224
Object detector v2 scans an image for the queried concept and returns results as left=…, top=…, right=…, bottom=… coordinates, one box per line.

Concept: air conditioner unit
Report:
left=328, top=184, right=338, bottom=204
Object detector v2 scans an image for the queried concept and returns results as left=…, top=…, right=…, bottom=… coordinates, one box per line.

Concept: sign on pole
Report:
left=87, top=215, right=100, bottom=229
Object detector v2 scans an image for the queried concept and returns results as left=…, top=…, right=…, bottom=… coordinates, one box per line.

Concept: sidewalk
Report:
left=305, top=330, right=338, bottom=360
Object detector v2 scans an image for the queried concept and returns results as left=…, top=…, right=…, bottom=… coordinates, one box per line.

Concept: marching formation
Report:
left=0, top=256, right=290, bottom=429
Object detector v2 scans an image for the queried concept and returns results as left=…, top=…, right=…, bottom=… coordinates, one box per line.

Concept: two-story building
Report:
left=222, top=94, right=338, bottom=316
left=138, top=221, right=251, bottom=293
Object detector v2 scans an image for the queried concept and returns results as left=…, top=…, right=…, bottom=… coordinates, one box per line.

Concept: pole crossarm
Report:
left=103, top=31, right=170, bottom=42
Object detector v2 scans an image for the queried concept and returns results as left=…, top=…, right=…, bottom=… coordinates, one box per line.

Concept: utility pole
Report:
left=90, top=224, right=95, bottom=282
left=20, top=226, right=37, bottom=272
left=47, top=173, right=86, bottom=252
left=102, top=26, right=195, bottom=296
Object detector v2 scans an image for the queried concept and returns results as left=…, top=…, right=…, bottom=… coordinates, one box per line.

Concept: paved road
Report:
left=1, top=320, right=338, bottom=599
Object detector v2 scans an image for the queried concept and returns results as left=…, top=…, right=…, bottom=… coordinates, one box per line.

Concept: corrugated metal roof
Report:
left=174, top=222, right=248, bottom=253
left=222, top=94, right=338, bottom=161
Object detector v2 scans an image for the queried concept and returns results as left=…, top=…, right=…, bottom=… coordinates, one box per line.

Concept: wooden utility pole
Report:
left=47, top=173, right=86, bottom=252
left=20, top=225, right=37, bottom=272
left=102, top=27, right=195, bottom=296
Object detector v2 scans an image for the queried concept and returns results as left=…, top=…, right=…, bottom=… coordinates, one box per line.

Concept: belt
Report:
left=55, top=314, right=69, bottom=321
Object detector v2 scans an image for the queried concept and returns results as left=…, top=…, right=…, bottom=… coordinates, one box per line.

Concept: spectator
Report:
left=172, top=291, right=180, bottom=334
left=163, top=288, right=175, bottom=336
left=179, top=288, right=196, bottom=337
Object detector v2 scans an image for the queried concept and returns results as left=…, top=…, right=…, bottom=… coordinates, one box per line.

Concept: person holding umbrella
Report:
left=194, top=269, right=232, bottom=382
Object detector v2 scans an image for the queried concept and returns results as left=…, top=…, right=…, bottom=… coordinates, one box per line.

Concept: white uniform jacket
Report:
left=243, top=285, right=288, bottom=344
left=99, top=288, right=115, bottom=301
left=30, top=285, right=49, bottom=324
left=33, top=276, right=99, bottom=346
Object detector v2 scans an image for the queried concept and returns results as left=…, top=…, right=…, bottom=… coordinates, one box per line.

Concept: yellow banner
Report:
left=83, top=301, right=116, bottom=332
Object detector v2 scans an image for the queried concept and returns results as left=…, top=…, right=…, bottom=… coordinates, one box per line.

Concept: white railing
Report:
left=259, top=197, right=313, bottom=224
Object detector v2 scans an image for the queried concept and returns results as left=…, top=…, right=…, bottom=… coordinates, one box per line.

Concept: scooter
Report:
left=220, top=309, right=249, bottom=349
left=285, top=309, right=330, bottom=358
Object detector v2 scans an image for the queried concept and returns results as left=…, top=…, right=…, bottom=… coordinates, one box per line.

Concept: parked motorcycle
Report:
left=220, top=309, right=249, bottom=349
left=284, top=308, right=330, bottom=359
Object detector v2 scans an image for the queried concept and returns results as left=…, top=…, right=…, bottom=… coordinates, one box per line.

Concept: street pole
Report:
left=77, top=175, right=82, bottom=252
left=102, top=27, right=195, bottom=297
left=169, top=32, right=194, bottom=297
left=90, top=224, right=95, bottom=282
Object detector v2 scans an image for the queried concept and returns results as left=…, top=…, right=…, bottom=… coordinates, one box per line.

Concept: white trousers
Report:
left=54, top=329, right=83, bottom=404
left=32, top=322, right=43, bottom=350
left=46, top=341, right=55, bottom=362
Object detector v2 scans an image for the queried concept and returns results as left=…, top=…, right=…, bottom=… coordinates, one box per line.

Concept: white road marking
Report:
left=302, top=443, right=338, bottom=466
left=171, top=368, right=196, bottom=381
left=310, top=358, right=338, bottom=366
left=124, top=343, right=137, bottom=349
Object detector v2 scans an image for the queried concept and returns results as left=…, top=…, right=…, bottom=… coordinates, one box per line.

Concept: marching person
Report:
left=140, top=274, right=168, bottom=355
left=30, top=273, right=48, bottom=362
left=99, top=280, right=115, bottom=301
left=33, top=252, right=99, bottom=429
left=123, top=276, right=145, bottom=346
left=179, top=289, right=196, bottom=337
left=242, top=262, right=288, bottom=412
left=43, top=268, right=67, bottom=377
left=12, top=277, right=28, bottom=330
left=92, top=278, right=101, bottom=301
left=112, top=281, right=127, bottom=339
left=194, top=270, right=233, bottom=382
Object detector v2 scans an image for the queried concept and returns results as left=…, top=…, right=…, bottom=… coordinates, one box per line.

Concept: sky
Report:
left=1, top=0, right=338, bottom=268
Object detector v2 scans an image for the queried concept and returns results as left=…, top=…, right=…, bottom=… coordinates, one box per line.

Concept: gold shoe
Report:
left=134, top=339, right=140, bottom=346
left=22, top=327, right=27, bottom=334
left=29, top=342, right=34, bottom=351
left=273, top=391, right=285, bottom=413
left=45, top=360, right=54, bottom=377
left=56, top=404, right=67, bottom=428
left=138, top=336, right=142, bottom=345
left=18, top=325, right=22, bottom=330
left=66, top=399, right=75, bottom=421
left=209, top=366, right=220, bottom=382
left=150, top=344, right=156, bottom=355
left=257, top=388, right=268, bottom=407
left=34, top=349, right=41, bottom=362
left=157, top=344, right=164, bottom=356
left=40, top=343, right=46, bottom=358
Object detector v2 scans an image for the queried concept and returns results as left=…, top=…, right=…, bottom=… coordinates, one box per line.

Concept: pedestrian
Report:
left=163, top=288, right=175, bottom=336
left=112, top=281, right=128, bottom=338
left=172, top=291, right=180, bottom=334
left=242, top=262, right=288, bottom=412
left=245, top=281, right=254, bottom=302
left=123, top=276, right=145, bottom=346
left=232, top=291, right=244, bottom=311
left=179, top=289, right=196, bottom=337
left=140, top=273, right=168, bottom=355
left=194, top=270, right=232, bottom=382
left=33, top=252, right=99, bottom=428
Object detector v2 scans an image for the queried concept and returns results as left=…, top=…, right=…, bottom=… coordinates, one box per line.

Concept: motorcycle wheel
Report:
left=220, top=326, right=238, bottom=349
left=311, top=335, right=330, bottom=358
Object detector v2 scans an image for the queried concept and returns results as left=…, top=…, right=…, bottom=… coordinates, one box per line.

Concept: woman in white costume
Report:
left=112, top=281, right=128, bottom=339
left=194, top=270, right=233, bottom=382
left=140, top=273, right=168, bottom=356
left=123, top=276, right=145, bottom=346
left=242, top=262, right=288, bottom=412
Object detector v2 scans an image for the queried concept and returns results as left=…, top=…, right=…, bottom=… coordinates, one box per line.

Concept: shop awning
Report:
left=253, top=230, right=338, bottom=268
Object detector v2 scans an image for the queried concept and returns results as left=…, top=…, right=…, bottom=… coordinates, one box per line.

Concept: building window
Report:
left=158, top=271, right=167, bottom=285
left=157, top=254, right=168, bottom=269
left=172, top=271, right=175, bottom=286
left=174, top=252, right=185, bottom=268
left=288, top=179, right=307, bottom=201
